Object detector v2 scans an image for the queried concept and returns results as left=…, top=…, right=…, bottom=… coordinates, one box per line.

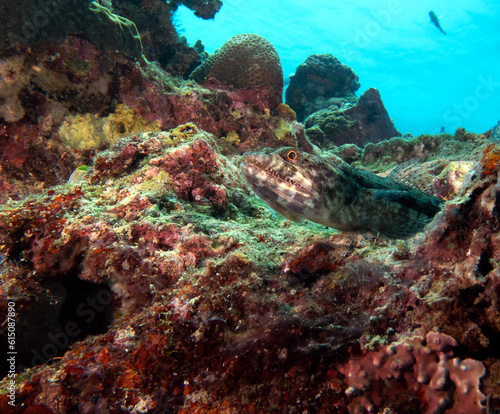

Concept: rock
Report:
left=339, top=333, right=486, bottom=414
left=490, top=120, right=500, bottom=141
left=285, top=54, right=360, bottom=122
left=0, top=55, right=26, bottom=123
left=0, top=0, right=143, bottom=59
left=304, top=88, right=401, bottom=148
left=285, top=54, right=400, bottom=148
left=112, top=0, right=202, bottom=76
left=167, top=0, right=223, bottom=19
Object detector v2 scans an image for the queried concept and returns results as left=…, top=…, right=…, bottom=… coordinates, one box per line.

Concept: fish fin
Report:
left=376, top=216, right=433, bottom=239
left=268, top=201, right=303, bottom=222
left=387, top=159, right=437, bottom=196
left=370, top=189, right=437, bottom=239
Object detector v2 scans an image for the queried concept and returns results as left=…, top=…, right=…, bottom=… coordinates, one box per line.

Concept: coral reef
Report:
left=305, top=87, right=401, bottom=148
left=0, top=0, right=143, bottom=59
left=0, top=0, right=212, bottom=77
left=0, top=35, right=310, bottom=202
left=358, top=128, right=486, bottom=169
left=0, top=7, right=499, bottom=413
left=189, top=33, right=284, bottom=107
left=0, top=124, right=499, bottom=412
left=285, top=53, right=360, bottom=122
left=0, top=55, right=26, bottom=123
left=489, top=120, right=500, bottom=141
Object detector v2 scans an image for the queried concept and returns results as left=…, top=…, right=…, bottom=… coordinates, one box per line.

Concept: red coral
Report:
left=151, top=138, right=228, bottom=209
left=480, top=143, right=500, bottom=177
left=0, top=122, right=82, bottom=203
left=92, top=142, right=141, bottom=179
left=0, top=187, right=84, bottom=265
left=282, top=235, right=363, bottom=286
left=108, top=195, right=153, bottom=221
left=339, top=332, right=486, bottom=414
left=129, top=222, right=180, bottom=251
left=178, top=235, right=215, bottom=266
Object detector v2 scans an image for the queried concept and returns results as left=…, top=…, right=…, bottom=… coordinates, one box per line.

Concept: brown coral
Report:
left=189, top=33, right=284, bottom=107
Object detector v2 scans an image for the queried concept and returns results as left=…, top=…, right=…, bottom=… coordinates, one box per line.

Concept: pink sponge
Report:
left=338, top=332, right=486, bottom=413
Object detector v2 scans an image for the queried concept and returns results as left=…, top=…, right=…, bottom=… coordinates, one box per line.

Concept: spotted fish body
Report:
left=240, top=148, right=444, bottom=239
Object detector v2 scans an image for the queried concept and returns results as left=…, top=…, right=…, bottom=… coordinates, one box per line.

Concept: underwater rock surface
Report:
left=0, top=0, right=211, bottom=75
left=0, top=13, right=499, bottom=414
left=285, top=53, right=360, bottom=122
left=305, top=87, right=402, bottom=148
left=168, top=0, right=223, bottom=19
left=0, top=0, right=143, bottom=59
left=1, top=121, right=499, bottom=412
left=286, top=54, right=401, bottom=148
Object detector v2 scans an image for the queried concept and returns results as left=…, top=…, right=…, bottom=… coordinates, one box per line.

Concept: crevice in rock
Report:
left=476, top=246, right=494, bottom=277
left=0, top=273, right=115, bottom=377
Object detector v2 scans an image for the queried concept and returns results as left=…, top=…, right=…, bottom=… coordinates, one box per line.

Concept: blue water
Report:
left=175, top=0, right=500, bottom=137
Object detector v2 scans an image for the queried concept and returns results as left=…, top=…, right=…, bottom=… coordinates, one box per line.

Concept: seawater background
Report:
left=175, top=0, right=500, bottom=137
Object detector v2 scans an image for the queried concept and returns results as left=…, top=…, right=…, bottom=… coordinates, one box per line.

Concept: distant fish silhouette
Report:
left=429, top=11, right=446, bottom=35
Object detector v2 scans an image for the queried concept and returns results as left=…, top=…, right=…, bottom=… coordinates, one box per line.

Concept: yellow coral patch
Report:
left=58, top=113, right=102, bottom=150
left=223, top=131, right=240, bottom=145
left=104, top=104, right=161, bottom=142
left=438, top=161, right=474, bottom=199
left=166, top=123, right=199, bottom=145
left=274, top=118, right=292, bottom=140
left=276, top=103, right=296, bottom=121
left=58, top=104, right=161, bottom=150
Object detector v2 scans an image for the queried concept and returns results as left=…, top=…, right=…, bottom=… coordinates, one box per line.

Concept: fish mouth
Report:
left=240, top=153, right=316, bottom=202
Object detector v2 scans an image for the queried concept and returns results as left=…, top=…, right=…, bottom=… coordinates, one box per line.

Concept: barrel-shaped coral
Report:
left=189, top=33, right=284, bottom=107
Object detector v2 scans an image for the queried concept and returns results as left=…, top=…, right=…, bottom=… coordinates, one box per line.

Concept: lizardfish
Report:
left=429, top=11, right=446, bottom=35
left=240, top=148, right=444, bottom=239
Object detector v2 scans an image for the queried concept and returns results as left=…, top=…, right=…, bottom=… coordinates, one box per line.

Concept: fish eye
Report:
left=285, top=149, right=298, bottom=162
